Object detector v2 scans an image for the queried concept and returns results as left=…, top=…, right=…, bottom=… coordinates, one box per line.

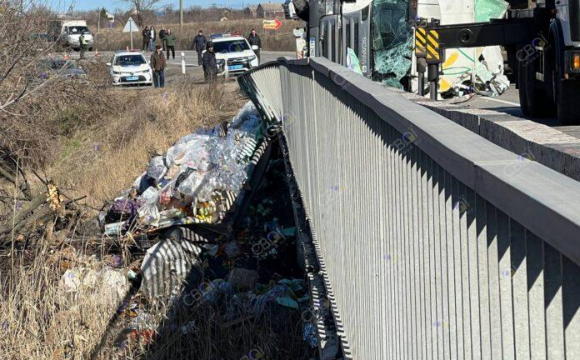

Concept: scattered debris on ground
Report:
left=88, top=104, right=316, bottom=359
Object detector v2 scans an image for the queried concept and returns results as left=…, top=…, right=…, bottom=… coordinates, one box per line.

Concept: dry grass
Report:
left=94, top=19, right=304, bottom=52
left=0, top=60, right=260, bottom=360
left=49, top=77, right=244, bottom=206
left=0, top=4, right=309, bottom=359
left=0, top=243, right=126, bottom=359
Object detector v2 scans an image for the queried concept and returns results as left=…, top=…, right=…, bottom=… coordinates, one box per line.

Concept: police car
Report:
left=210, top=33, right=259, bottom=77
left=107, top=51, right=153, bottom=86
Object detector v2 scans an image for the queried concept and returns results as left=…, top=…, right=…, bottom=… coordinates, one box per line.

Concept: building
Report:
left=244, top=5, right=258, bottom=18
left=256, top=3, right=284, bottom=18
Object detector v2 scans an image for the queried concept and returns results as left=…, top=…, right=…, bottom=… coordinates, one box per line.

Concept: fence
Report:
left=238, top=57, right=580, bottom=359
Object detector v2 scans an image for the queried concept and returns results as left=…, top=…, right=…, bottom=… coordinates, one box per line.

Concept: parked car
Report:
left=107, top=51, right=153, bottom=86
left=209, top=33, right=259, bottom=77
left=36, top=58, right=87, bottom=79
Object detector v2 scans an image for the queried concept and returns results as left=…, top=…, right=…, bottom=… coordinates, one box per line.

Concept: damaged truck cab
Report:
left=300, top=0, right=414, bottom=84
left=292, top=0, right=580, bottom=124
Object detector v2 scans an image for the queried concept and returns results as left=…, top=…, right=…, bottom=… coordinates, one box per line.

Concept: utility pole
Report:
left=179, top=0, right=183, bottom=34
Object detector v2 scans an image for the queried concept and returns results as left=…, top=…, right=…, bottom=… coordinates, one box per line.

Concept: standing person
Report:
left=159, top=27, right=167, bottom=51
left=247, top=29, right=262, bottom=63
left=202, top=42, right=217, bottom=83
left=149, top=26, right=157, bottom=52
left=165, top=29, right=176, bottom=60
left=193, top=30, right=207, bottom=66
left=142, top=26, right=150, bottom=51
left=79, top=32, right=88, bottom=59
left=150, top=44, right=166, bottom=88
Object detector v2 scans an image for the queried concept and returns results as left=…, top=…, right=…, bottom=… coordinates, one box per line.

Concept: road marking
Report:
left=479, top=97, right=520, bottom=107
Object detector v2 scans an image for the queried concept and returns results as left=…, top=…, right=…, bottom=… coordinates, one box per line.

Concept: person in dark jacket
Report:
left=142, top=26, right=150, bottom=51
left=247, top=29, right=262, bottom=63
left=165, top=29, right=176, bottom=60
left=193, top=30, right=207, bottom=66
left=202, top=42, right=217, bottom=83
left=150, top=44, right=166, bottom=88
left=159, top=27, right=167, bottom=51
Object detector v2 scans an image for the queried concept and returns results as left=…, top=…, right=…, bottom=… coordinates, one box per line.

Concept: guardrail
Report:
left=238, top=57, right=580, bottom=359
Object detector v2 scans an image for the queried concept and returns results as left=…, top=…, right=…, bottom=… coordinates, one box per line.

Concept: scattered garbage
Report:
left=303, top=322, right=318, bottom=348
left=103, top=142, right=318, bottom=359
left=58, top=267, right=129, bottom=305
left=228, top=268, right=258, bottom=292
left=101, top=102, right=267, bottom=235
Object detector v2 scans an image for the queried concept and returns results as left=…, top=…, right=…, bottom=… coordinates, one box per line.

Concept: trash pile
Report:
left=104, top=155, right=318, bottom=359
left=101, top=102, right=267, bottom=236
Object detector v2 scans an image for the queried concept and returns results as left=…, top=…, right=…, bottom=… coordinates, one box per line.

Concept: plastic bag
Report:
left=176, top=171, right=204, bottom=197
left=146, top=156, right=167, bottom=182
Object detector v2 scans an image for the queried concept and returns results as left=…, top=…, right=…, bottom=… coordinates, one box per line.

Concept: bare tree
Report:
left=119, top=0, right=163, bottom=26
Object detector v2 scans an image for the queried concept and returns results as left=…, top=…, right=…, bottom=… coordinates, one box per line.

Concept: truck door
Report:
left=341, top=6, right=372, bottom=76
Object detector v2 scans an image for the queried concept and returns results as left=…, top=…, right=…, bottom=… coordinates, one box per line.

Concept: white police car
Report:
left=210, top=33, right=259, bottom=77
left=107, top=51, right=153, bottom=86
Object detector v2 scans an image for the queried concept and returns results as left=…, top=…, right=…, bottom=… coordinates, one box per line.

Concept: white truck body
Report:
left=49, top=20, right=94, bottom=50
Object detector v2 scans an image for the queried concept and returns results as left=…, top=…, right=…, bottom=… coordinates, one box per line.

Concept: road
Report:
left=71, top=50, right=294, bottom=86
left=447, top=85, right=580, bottom=139
left=73, top=50, right=293, bottom=67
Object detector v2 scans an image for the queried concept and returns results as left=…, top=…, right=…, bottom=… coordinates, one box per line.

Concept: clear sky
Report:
left=62, top=0, right=257, bottom=12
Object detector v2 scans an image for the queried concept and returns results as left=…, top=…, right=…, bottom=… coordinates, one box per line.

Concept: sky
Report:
left=61, top=0, right=259, bottom=12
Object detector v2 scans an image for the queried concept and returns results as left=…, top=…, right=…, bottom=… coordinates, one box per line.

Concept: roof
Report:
left=259, top=3, right=284, bottom=12
left=114, top=50, right=146, bottom=56
left=246, top=5, right=258, bottom=10
left=211, top=35, right=246, bottom=43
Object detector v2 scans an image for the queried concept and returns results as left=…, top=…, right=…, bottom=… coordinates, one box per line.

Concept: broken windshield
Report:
left=372, top=0, right=412, bottom=89
left=66, top=26, right=90, bottom=34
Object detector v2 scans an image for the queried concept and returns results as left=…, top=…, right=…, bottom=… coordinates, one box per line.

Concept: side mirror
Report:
left=106, top=62, right=111, bottom=66
left=251, top=45, right=259, bottom=50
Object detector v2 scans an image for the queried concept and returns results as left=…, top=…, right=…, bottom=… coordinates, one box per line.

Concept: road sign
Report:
left=123, top=17, right=138, bottom=33
left=123, top=17, right=138, bottom=50
left=426, top=29, right=441, bottom=64
left=263, top=18, right=282, bottom=31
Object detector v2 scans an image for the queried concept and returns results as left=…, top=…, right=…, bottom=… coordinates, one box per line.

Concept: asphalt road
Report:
left=73, top=50, right=294, bottom=67
left=71, top=50, right=294, bottom=86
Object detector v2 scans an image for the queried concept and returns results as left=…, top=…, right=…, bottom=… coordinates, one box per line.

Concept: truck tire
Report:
left=555, top=78, right=580, bottom=125
left=518, top=56, right=555, bottom=117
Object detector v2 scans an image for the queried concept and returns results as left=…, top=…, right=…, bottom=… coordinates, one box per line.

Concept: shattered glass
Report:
left=372, top=0, right=413, bottom=89
left=475, top=0, right=509, bottom=22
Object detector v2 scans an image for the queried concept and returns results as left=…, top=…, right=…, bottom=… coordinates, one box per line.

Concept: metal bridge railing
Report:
left=238, top=57, right=580, bottom=360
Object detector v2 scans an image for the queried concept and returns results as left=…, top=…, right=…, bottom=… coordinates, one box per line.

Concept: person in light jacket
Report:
left=149, top=26, right=157, bottom=52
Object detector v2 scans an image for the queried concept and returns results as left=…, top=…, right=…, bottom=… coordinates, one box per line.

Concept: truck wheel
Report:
left=555, top=78, right=580, bottom=125
left=519, top=57, right=555, bottom=117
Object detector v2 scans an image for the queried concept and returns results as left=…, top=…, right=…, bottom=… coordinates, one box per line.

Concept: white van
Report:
left=48, top=20, right=94, bottom=51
